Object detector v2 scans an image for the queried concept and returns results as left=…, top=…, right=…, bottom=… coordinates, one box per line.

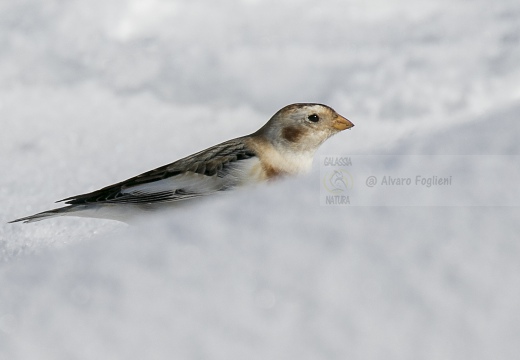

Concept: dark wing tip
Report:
left=9, top=215, right=40, bottom=224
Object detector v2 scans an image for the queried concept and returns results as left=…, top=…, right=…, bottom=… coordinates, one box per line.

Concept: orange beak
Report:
left=332, top=115, right=354, bottom=131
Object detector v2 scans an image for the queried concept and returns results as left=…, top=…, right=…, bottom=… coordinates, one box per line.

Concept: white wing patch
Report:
left=117, top=156, right=262, bottom=203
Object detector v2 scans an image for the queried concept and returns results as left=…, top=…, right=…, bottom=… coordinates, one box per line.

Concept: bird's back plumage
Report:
left=9, top=138, right=259, bottom=223
left=60, top=138, right=257, bottom=205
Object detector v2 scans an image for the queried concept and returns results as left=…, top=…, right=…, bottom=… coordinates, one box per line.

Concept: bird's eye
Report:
left=307, top=114, right=319, bottom=122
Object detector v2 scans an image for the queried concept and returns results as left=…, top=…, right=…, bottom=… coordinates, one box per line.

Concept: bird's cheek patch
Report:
left=282, top=126, right=305, bottom=143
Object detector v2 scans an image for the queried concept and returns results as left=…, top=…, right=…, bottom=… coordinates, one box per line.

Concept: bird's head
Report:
left=254, top=103, right=354, bottom=154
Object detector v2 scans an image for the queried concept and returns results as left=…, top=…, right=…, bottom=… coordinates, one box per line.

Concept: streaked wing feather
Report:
left=60, top=138, right=257, bottom=205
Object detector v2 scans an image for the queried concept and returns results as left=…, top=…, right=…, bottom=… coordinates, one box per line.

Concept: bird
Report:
left=10, top=103, right=354, bottom=223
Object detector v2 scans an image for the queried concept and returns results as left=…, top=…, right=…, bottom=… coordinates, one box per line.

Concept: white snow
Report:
left=1, top=0, right=520, bottom=359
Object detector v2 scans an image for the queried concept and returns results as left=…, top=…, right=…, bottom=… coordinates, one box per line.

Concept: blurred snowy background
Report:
left=1, top=0, right=520, bottom=359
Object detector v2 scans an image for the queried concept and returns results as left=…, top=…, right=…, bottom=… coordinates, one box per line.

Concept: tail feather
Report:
left=9, top=205, right=81, bottom=224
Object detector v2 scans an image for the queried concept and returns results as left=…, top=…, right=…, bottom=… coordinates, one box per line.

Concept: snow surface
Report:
left=1, top=0, right=520, bottom=359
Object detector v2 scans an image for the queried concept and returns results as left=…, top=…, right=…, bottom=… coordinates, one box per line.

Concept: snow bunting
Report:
left=10, top=103, right=354, bottom=223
